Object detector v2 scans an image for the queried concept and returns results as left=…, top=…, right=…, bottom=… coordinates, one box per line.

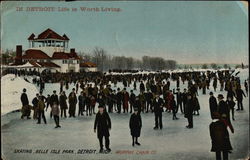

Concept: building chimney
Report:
left=15, top=45, right=22, bottom=64
left=70, top=48, right=75, bottom=53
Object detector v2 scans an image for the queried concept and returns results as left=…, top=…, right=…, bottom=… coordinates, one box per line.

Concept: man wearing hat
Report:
left=152, top=94, right=164, bottom=130
left=209, top=92, right=218, bottom=119
left=68, top=88, right=77, bottom=117
left=209, top=112, right=233, bottom=160
left=217, top=94, right=233, bottom=130
left=217, top=94, right=229, bottom=120
left=184, top=93, right=194, bottom=128
left=94, top=105, right=112, bottom=153
left=20, top=88, right=31, bottom=119
left=129, top=107, right=142, bottom=146
left=173, top=88, right=183, bottom=113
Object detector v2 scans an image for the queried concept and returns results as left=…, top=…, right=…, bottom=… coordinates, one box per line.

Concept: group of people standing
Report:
left=19, top=69, right=248, bottom=156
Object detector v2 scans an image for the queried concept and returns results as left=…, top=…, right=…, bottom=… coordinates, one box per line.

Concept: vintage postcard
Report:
left=1, top=1, right=249, bottom=160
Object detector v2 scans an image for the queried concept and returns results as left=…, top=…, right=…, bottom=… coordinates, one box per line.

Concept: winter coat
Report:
left=94, top=112, right=111, bottom=138
left=209, top=120, right=233, bottom=152
left=21, top=93, right=29, bottom=106
left=153, top=98, right=164, bottom=113
left=184, top=99, right=194, bottom=118
left=209, top=96, right=218, bottom=118
left=59, top=94, right=68, bottom=109
left=50, top=94, right=59, bottom=105
left=129, top=113, right=142, bottom=137
left=193, top=97, right=200, bottom=111
left=218, top=100, right=230, bottom=119
left=235, top=89, right=246, bottom=101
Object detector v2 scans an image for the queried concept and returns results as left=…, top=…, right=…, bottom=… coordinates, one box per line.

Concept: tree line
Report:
left=79, top=47, right=177, bottom=72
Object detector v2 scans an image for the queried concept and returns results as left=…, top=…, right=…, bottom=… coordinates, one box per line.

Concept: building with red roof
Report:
left=12, top=28, right=97, bottom=73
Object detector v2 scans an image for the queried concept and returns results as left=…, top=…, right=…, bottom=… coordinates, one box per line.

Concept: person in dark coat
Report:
left=172, top=97, right=179, bottom=120
left=173, top=88, right=183, bottom=113
left=116, top=88, right=123, bottom=114
left=217, top=94, right=234, bottom=133
left=129, top=108, right=142, bottom=146
left=20, top=88, right=31, bottom=119
left=45, top=94, right=52, bottom=118
left=209, top=92, right=218, bottom=119
left=129, top=90, right=136, bottom=113
left=182, top=88, right=188, bottom=114
left=193, top=94, right=200, bottom=115
left=153, top=94, right=164, bottom=130
left=68, top=88, right=77, bottom=117
left=209, top=112, right=233, bottom=160
left=226, top=97, right=235, bottom=121
left=32, top=93, right=39, bottom=119
left=50, top=90, right=59, bottom=105
left=78, top=91, right=85, bottom=116
left=59, top=91, right=68, bottom=118
left=184, top=94, right=194, bottom=128
left=94, top=105, right=112, bottom=153
left=235, top=86, right=246, bottom=111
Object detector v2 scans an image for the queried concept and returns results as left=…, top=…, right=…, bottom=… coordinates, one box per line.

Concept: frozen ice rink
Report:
left=1, top=70, right=249, bottom=160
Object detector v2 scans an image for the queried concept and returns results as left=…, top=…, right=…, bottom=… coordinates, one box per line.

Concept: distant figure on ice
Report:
left=226, top=97, right=235, bottom=121
left=20, top=88, right=31, bottom=119
left=59, top=91, right=68, bottom=118
left=153, top=94, right=164, bottom=130
left=235, top=86, right=246, bottom=111
left=32, top=93, right=39, bottom=119
left=129, top=107, right=142, bottom=146
left=94, top=105, right=112, bottom=153
left=209, top=112, right=233, bottom=160
left=52, top=101, right=61, bottom=128
left=209, top=92, right=218, bottom=119
left=68, top=88, right=77, bottom=117
left=244, top=80, right=248, bottom=96
left=37, top=96, right=47, bottom=124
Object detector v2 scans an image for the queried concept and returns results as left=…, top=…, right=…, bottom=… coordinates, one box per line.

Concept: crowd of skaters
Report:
left=19, top=69, right=248, bottom=157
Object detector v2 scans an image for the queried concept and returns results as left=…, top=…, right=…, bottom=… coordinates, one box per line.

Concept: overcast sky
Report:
left=1, top=1, right=248, bottom=64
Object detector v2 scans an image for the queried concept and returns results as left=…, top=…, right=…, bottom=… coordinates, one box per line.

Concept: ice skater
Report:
left=129, top=108, right=142, bottom=146
left=94, top=105, right=112, bottom=153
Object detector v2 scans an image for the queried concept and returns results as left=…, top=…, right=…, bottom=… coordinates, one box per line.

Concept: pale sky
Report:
left=1, top=1, right=248, bottom=64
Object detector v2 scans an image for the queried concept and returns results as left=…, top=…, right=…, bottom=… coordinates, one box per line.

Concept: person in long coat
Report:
left=32, top=93, right=39, bottom=119
left=68, top=88, right=77, bottom=117
left=123, top=88, right=129, bottom=113
left=209, top=112, right=233, bottom=160
left=209, top=92, right=218, bottom=119
left=193, top=94, right=200, bottom=115
left=59, top=91, right=68, bottom=118
left=129, top=108, right=142, bottom=146
left=184, top=93, right=194, bottom=128
left=21, top=88, right=31, bottom=119
left=94, top=105, right=112, bottom=153
left=153, top=94, right=164, bottom=129
left=78, top=91, right=85, bottom=116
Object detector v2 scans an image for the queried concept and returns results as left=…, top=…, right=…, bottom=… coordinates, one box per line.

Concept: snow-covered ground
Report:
left=1, top=69, right=249, bottom=160
left=1, top=74, right=38, bottom=115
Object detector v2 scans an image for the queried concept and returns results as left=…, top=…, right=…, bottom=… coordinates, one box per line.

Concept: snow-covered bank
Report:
left=1, top=74, right=38, bottom=115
